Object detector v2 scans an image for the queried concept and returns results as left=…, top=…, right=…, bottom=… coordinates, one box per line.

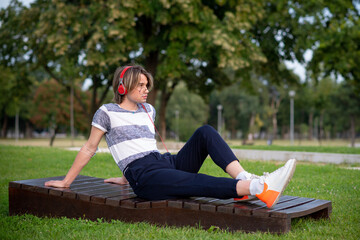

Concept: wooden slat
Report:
left=273, top=199, right=332, bottom=218
left=168, top=200, right=183, bottom=209
left=70, top=180, right=105, bottom=189
left=91, top=190, right=132, bottom=204
left=183, top=200, right=200, bottom=211
left=251, top=196, right=305, bottom=218
left=105, top=194, right=137, bottom=207
left=151, top=200, right=168, bottom=208
left=77, top=185, right=122, bottom=202
left=121, top=198, right=143, bottom=209
left=200, top=203, right=216, bottom=212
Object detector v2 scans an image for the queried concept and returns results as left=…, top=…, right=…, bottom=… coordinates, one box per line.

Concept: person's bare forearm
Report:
left=45, top=144, right=96, bottom=188
left=45, top=127, right=104, bottom=188
left=62, top=150, right=93, bottom=186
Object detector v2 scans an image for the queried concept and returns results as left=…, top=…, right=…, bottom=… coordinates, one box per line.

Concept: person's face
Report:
left=126, top=74, right=149, bottom=104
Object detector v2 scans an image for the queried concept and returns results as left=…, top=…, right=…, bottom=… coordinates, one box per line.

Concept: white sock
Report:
left=249, top=179, right=264, bottom=195
left=236, top=171, right=252, bottom=181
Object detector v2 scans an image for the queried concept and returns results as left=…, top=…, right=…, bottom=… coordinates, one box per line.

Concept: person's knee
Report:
left=195, top=125, right=217, bottom=138
left=197, top=125, right=215, bottom=133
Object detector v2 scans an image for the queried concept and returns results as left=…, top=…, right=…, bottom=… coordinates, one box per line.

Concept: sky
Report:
left=0, top=0, right=308, bottom=82
left=0, top=0, right=33, bottom=8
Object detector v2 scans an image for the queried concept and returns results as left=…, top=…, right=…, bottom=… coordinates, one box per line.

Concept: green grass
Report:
left=1, top=145, right=360, bottom=239
left=231, top=145, right=360, bottom=154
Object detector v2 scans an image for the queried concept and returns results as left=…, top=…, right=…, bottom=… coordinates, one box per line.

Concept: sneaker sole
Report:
left=270, top=159, right=297, bottom=208
left=234, top=195, right=257, bottom=202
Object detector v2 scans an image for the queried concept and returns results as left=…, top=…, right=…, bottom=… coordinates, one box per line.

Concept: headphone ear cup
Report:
left=118, top=84, right=127, bottom=95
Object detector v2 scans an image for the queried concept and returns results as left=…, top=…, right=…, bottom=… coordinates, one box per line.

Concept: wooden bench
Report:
left=8, top=175, right=332, bottom=234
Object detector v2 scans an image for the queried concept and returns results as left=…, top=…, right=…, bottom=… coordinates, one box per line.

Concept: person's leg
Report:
left=172, top=125, right=259, bottom=184
left=132, top=167, right=243, bottom=200
left=225, top=160, right=245, bottom=179
left=172, top=125, right=245, bottom=177
left=125, top=152, right=297, bottom=208
left=106, top=159, right=252, bottom=185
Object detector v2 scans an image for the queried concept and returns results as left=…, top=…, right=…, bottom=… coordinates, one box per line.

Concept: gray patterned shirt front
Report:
left=91, top=103, right=159, bottom=172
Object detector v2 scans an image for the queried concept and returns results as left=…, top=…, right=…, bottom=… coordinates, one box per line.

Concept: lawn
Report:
left=1, top=145, right=359, bottom=239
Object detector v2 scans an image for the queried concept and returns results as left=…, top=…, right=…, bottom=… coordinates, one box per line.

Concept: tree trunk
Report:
left=308, top=112, right=313, bottom=140
left=147, top=89, right=158, bottom=106
left=249, top=112, right=255, bottom=132
left=270, top=96, right=280, bottom=140
left=142, top=14, right=159, bottom=107
left=272, top=112, right=278, bottom=140
left=245, top=112, right=255, bottom=143
left=230, top=119, right=237, bottom=139
left=350, top=115, right=356, bottom=147
left=25, top=121, right=33, bottom=138
left=319, top=112, right=324, bottom=145
left=1, top=112, right=8, bottom=138
left=144, top=50, right=159, bottom=106
left=49, top=126, right=59, bottom=147
left=159, top=94, right=167, bottom=140
left=158, top=83, right=177, bottom=140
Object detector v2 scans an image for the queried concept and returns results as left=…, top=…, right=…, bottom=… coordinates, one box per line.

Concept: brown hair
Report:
left=112, top=65, right=154, bottom=104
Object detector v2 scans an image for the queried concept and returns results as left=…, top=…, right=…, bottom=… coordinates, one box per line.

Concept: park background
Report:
left=0, top=0, right=359, bottom=147
left=0, top=0, right=360, bottom=239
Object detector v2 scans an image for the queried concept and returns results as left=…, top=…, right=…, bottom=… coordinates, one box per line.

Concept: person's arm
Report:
left=45, top=126, right=105, bottom=188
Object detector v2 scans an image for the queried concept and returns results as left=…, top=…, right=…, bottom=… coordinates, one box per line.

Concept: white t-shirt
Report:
left=91, top=103, right=159, bottom=171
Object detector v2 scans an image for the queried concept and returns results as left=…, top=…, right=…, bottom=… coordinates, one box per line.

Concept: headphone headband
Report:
left=120, top=66, right=132, bottom=80
left=118, top=66, right=132, bottom=95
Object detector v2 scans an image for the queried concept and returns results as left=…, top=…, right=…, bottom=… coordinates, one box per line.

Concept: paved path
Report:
left=67, top=147, right=360, bottom=165
left=231, top=149, right=360, bottom=165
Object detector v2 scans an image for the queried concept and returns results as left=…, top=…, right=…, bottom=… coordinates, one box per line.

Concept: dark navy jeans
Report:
left=124, top=125, right=239, bottom=200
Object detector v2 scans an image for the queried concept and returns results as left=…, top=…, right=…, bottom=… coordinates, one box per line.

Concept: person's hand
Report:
left=44, top=180, right=70, bottom=188
left=104, top=176, right=128, bottom=185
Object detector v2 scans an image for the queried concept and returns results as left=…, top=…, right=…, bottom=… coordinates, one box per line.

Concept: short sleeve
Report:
left=141, top=103, right=156, bottom=122
left=151, top=105, right=156, bottom=122
left=91, top=108, right=110, bottom=133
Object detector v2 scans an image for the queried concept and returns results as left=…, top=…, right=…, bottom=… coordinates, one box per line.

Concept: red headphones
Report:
left=117, top=66, right=132, bottom=95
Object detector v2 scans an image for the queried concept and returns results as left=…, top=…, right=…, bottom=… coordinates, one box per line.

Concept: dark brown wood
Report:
left=8, top=175, right=332, bottom=234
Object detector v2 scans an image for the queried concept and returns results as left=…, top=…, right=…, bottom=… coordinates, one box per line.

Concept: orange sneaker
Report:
left=256, top=159, right=296, bottom=208
left=234, top=172, right=260, bottom=202
left=234, top=195, right=257, bottom=202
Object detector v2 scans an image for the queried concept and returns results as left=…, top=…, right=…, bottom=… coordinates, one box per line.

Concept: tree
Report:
left=0, top=66, right=17, bottom=137
left=330, top=82, right=360, bottom=147
left=0, top=1, right=34, bottom=138
left=296, top=0, right=360, bottom=145
left=30, top=79, right=89, bottom=146
left=208, top=83, right=261, bottom=141
left=166, top=83, right=208, bottom=141
left=19, top=0, right=139, bottom=126
left=131, top=0, right=268, bottom=139
left=303, top=0, right=360, bottom=91
left=3, top=0, right=269, bottom=139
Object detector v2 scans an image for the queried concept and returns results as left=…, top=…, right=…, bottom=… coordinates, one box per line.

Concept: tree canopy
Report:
left=0, top=0, right=358, bottom=145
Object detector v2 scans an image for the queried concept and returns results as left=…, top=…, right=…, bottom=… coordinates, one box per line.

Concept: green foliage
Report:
left=166, top=83, right=208, bottom=141
left=0, top=66, right=17, bottom=116
left=209, top=83, right=261, bottom=138
left=1, top=0, right=359, bottom=143
left=0, top=0, right=274, bottom=136
left=302, top=0, right=360, bottom=92
left=30, top=79, right=90, bottom=134
left=0, top=1, right=35, bottom=127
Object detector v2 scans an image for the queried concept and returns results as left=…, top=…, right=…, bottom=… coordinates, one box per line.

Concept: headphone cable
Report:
left=141, top=103, right=169, bottom=153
